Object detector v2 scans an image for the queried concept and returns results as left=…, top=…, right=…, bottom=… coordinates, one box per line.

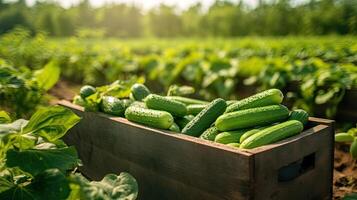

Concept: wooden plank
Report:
left=252, top=124, right=334, bottom=200
left=60, top=101, right=253, bottom=200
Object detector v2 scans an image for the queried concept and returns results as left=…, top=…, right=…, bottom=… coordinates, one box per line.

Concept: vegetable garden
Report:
left=0, top=29, right=357, bottom=199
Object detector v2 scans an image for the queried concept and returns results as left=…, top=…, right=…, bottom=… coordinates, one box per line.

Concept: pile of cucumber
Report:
left=74, top=84, right=309, bottom=149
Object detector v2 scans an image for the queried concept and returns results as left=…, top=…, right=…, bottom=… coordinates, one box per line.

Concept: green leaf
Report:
left=6, top=146, right=80, bottom=176
left=0, top=111, right=11, bottom=124
left=0, top=119, right=28, bottom=134
left=69, top=173, right=138, bottom=200
left=23, top=106, right=80, bottom=142
left=0, top=169, right=70, bottom=200
left=33, top=61, right=60, bottom=91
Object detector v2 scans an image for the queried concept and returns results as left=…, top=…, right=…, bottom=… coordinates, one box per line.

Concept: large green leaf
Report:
left=23, top=106, right=80, bottom=142
left=33, top=61, right=60, bottom=91
left=69, top=173, right=138, bottom=200
left=0, top=169, right=70, bottom=200
left=0, top=111, right=11, bottom=124
left=6, top=146, right=80, bottom=176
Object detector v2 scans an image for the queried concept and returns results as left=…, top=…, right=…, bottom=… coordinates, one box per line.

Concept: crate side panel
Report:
left=64, top=107, right=252, bottom=200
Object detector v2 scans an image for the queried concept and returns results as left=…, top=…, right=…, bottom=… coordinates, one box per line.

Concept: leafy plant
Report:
left=0, top=59, right=60, bottom=118
left=0, top=106, right=138, bottom=200
left=335, top=125, right=357, bottom=159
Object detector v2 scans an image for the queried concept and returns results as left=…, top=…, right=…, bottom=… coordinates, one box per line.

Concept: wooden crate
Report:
left=59, top=101, right=335, bottom=200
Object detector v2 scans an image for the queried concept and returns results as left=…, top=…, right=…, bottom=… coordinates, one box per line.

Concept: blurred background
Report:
left=0, top=0, right=356, bottom=37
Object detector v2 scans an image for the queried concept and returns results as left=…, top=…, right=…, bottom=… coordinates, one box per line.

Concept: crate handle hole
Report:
left=278, top=152, right=315, bottom=182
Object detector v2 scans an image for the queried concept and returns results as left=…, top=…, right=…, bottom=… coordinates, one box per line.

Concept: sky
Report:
left=23, top=0, right=260, bottom=9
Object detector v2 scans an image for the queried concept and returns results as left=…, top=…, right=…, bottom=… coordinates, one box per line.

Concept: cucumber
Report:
left=122, top=99, right=134, bottom=109
left=166, top=96, right=208, bottom=105
left=145, top=94, right=187, bottom=117
left=199, top=126, right=219, bottom=141
left=169, top=122, right=180, bottom=133
left=125, top=106, right=174, bottom=129
left=216, top=105, right=289, bottom=131
left=182, top=98, right=226, bottom=137
left=239, top=129, right=261, bottom=143
left=130, top=101, right=146, bottom=108
left=131, top=83, right=150, bottom=101
left=175, top=115, right=194, bottom=129
left=73, top=95, right=86, bottom=107
left=351, top=138, right=357, bottom=159
left=100, top=96, right=126, bottom=116
left=226, top=89, right=283, bottom=113
left=288, top=109, right=309, bottom=125
left=226, top=100, right=238, bottom=106
left=240, top=120, right=303, bottom=149
left=79, top=85, right=96, bottom=98
left=214, top=129, right=249, bottom=144
left=226, top=143, right=240, bottom=148
left=187, top=104, right=206, bottom=115
left=335, top=133, right=354, bottom=142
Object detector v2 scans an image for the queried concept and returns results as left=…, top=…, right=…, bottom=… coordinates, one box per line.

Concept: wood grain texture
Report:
left=59, top=101, right=334, bottom=200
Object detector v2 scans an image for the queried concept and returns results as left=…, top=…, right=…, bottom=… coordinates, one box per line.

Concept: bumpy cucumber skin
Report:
left=226, top=89, right=283, bottom=113
left=122, top=99, right=134, bottom=109
left=216, top=105, right=289, bottom=131
left=79, top=85, right=96, bottom=98
left=145, top=94, right=187, bottom=117
left=240, top=120, right=303, bottom=149
left=169, top=122, right=180, bottom=133
left=214, top=129, right=248, bottom=144
left=199, top=126, right=220, bottom=141
left=166, top=96, right=208, bottom=105
left=288, top=109, right=309, bottom=125
left=187, top=104, right=206, bottom=115
left=182, top=98, right=227, bottom=137
left=335, top=133, right=354, bottom=142
left=226, top=100, right=238, bottom=106
left=227, top=143, right=240, bottom=148
left=125, top=106, right=174, bottom=129
left=130, top=101, right=147, bottom=108
left=100, top=96, right=126, bottom=116
left=131, top=83, right=151, bottom=101
left=175, top=115, right=194, bottom=129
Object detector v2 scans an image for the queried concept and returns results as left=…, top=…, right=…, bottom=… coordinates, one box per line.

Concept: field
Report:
left=1, top=29, right=357, bottom=199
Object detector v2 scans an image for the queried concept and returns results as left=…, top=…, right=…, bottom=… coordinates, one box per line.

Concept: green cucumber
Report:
left=216, top=105, right=289, bottom=131
left=145, top=94, right=187, bottom=117
left=187, top=104, right=206, bottom=115
left=199, top=126, right=220, bottom=141
left=214, top=129, right=249, bottom=144
left=226, top=100, right=238, bottom=106
left=182, top=98, right=226, bottom=137
left=226, top=89, right=283, bottom=113
left=79, top=85, right=96, bottom=98
left=239, top=129, right=262, bottom=143
left=335, top=133, right=354, bottom=142
left=169, top=122, right=180, bottom=133
left=240, top=120, right=303, bottom=149
left=125, top=106, right=174, bottom=129
left=166, top=96, right=208, bottom=105
left=131, top=83, right=151, bottom=101
left=100, top=96, right=126, bottom=116
left=226, top=143, right=240, bottom=148
left=175, top=115, right=194, bottom=130
left=130, top=101, right=146, bottom=108
left=288, top=109, right=309, bottom=125
left=122, top=99, right=134, bottom=109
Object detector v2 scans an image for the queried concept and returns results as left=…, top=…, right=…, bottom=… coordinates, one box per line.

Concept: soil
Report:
left=49, top=80, right=357, bottom=199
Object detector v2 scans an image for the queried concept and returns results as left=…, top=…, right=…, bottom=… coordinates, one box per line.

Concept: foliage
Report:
left=0, top=106, right=138, bottom=200
left=0, top=0, right=356, bottom=37
left=0, top=59, right=60, bottom=118
left=335, top=125, right=357, bottom=159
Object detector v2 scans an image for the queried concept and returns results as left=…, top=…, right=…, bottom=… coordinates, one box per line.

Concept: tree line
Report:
left=0, top=0, right=356, bottom=37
